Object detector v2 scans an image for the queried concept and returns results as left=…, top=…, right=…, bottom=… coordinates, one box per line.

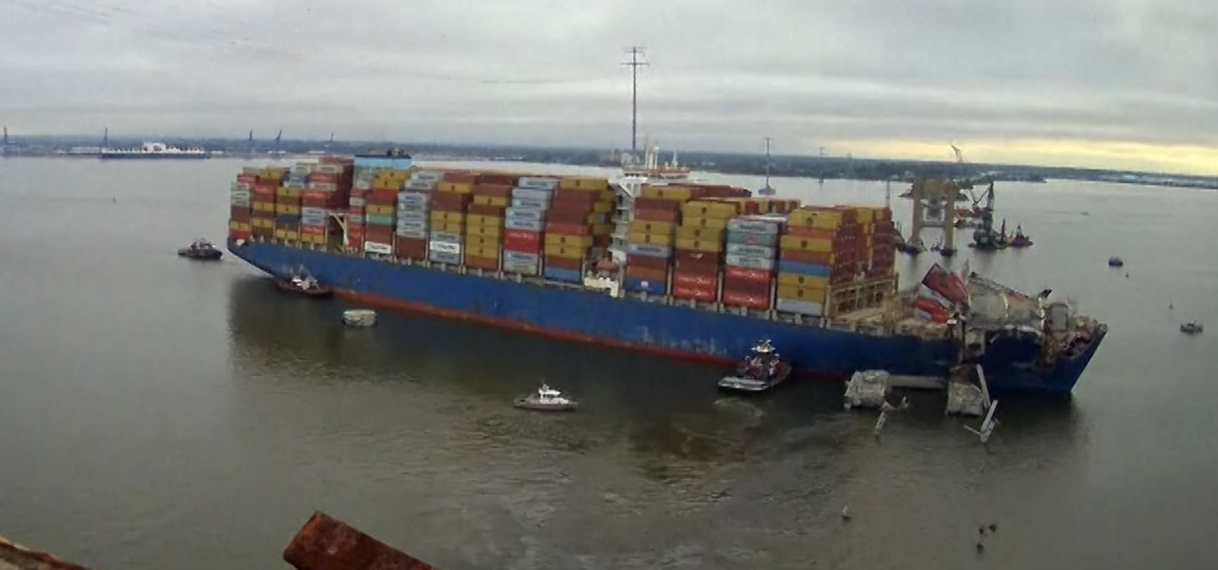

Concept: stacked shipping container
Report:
left=503, top=177, right=557, bottom=276
left=669, top=198, right=734, bottom=302
left=429, top=173, right=472, bottom=265
left=229, top=169, right=256, bottom=241
left=251, top=168, right=285, bottom=240
left=300, top=158, right=353, bottom=246
left=363, top=169, right=407, bottom=255
left=626, top=190, right=684, bottom=295
left=775, top=207, right=862, bottom=316
left=465, top=173, right=515, bottom=271
left=394, top=170, right=441, bottom=260
left=723, top=215, right=782, bottom=310
left=543, top=176, right=611, bottom=283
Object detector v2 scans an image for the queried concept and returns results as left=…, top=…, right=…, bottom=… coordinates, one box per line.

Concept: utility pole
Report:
left=101, top=127, right=109, bottom=150
left=621, top=46, right=648, bottom=156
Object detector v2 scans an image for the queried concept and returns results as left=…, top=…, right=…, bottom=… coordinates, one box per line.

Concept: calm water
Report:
left=1, top=157, right=1216, bottom=570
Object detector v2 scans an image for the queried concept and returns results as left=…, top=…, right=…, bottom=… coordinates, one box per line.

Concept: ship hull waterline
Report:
left=229, top=240, right=1104, bottom=393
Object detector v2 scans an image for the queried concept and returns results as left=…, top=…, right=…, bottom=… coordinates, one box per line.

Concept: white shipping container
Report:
left=429, top=241, right=462, bottom=255
left=312, top=163, right=344, bottom=174
left=518, top=177, right=559, bottom=190
left=725, top=253, right=776, bottom=271
left=411, top=170, right=445, bottom=182
left=230, top=196, right=251, bottom=207
left=505, top=208, right=545, bottom=222
left=229, top=190, right=252, bottom=201
left=396, top=227, right=428, bottom=239
left=405, top=179, right=438, bottom=191
left=776, top=297, right=823, bottom=316
left=511, top=197, right=549, bottom=210
left=726, top=243, right=776, bottom=259
left=364, top=241, right=393, bottom=255
left=397, top=211, right=428, bottom=223
left=430, top=231, right=462, bottom=244
left=512, top=187, right=553, bottom=201
left=505, top=218, right=544, bottom=232
left=301, top=207, right=328, bottom=219
left=231, top=182, right=252, bottom=193
left=307, top=181, right=338, bottom=192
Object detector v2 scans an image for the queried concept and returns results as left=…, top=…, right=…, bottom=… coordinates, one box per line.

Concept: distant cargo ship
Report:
left=100, top=141, right=210, bottom=159
left=226, top=156, right=1107, bottom=394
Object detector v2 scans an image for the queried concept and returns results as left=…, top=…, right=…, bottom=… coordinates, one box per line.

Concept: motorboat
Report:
left=276, top=273, right=333, bottom=297
left=718, top=339, right=793, bottom=393
left=514, top=384, right=578, bottom=411
left=1009, top=225, right=1033, bottom=248
left=1180, top=321, right=1204, bottom=335
left=1108, top=256, right=1124, bottom=268
left=177, top=238, right=222, bottom=260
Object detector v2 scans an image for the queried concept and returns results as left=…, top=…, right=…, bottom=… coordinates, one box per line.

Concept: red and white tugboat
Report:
left=718, top=339, right=793, bottom=393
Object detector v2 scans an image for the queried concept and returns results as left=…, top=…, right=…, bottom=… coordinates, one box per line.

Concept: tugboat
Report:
left=1180, top=321, right=1204, bottom=335
left=177, top=238, right=223, bottom=260
left=1108, top=256, right=1125, bottom=268
left=276, top=273, right=333, bottom=297
left=718, top=339, right=793, bottom=393
left=1009, top=224, right=1033, bottom=248
left=513, top=384, right=578, bottom=411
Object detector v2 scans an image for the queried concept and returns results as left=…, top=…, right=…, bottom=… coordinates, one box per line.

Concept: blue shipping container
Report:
left=778, top=260, right=831, bottom=276
left=625, top=278, right=668, bottom=295
left=543, top=266, right=582, bottom=283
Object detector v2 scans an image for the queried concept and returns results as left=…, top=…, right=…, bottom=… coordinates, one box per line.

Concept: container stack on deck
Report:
left=670, top=197, right=733, bottom=301
left=363, top=169, right=407, bottom=255
left=229, top=170, right=256, bottom=241
left=503, top=177, right=556, bottom=276
left=724, top=214, right=782, bottom=310
left=543, top=176, right=611, bottom=283
left=860, top=207, right=897, bottom=277
left=393, top=170, right=440, bottom=260
left=429, top=173, right=472, bottom=265
left=776, top=207, right=862, bottom=317
left=299, top=158, right=353, bottom=247
left=272, top=167, right=303, bottom=242
left=627, top=187, right=687, bottom=295
left=465, top=173, right=514, bottom=271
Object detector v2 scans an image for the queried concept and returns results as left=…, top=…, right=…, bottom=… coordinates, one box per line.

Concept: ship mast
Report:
left=764, top=137, right=772, bottom=188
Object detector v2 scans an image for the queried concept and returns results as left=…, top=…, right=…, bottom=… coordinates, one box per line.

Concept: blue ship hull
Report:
left=229, top=241, right=1105, bottom=393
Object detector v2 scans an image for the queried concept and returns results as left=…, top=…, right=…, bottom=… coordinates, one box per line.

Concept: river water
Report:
left=0, top=157, right=1215, bottom=569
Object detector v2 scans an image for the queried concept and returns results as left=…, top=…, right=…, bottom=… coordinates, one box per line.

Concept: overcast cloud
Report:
left=2, top=0, right=1216, bottom=172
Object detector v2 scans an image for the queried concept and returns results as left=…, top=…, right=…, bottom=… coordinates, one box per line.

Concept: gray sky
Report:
left=2, top=0, right=1216, bottom=173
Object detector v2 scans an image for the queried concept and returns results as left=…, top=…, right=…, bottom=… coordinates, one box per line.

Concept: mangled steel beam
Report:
left=0, top=535, right=97, bottom=570
left=283, top=512, right=441, bottom=570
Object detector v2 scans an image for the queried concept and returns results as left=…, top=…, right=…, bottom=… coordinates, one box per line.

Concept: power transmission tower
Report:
left=621, top=46, right=649, bottom=155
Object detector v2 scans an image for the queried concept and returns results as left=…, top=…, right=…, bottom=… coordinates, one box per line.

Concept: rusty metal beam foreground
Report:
left=0, top=535, right=97, bottom=570
left=283, top=512, right=441, bottom=570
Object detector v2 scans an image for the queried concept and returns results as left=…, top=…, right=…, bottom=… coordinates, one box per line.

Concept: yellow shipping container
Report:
left=436, top=221, right=466, bottom=234
left=682, top=216, right=729, bottom=230
left=778, top=273, right=830, bottom=288
left=777, top=284, right=828, bottom=302
left=473, top=195, right=510, bottom=207
left=640, top=185, right=695, bottom=201
left=675, top=237, right=724, bottom=253
left=626, top=231, right=674, bottom=247
left=465, top=235, right=501, bottom=249
left=465, top=224, right=502, bottom=238
left=430, top=211, right=466, bottom=224
left=274, top=228, right=300, bottom=241
left=276, top=186, right=302, bottom=199
left=258, top=168, right=286, bottom=181
left=592, top=200, right=613, bottom=214
left=852, top=207, right=875, bottom=224
left=466, top=213, right=504, bottom=228
left=628, top=220, right=676, bottom=235
left=229, top=221, right=252, bottom=232
left=780, top=235, right=835, bottom=253
left=366, top=204, right=395, bottom=216
left=544, top=243, right=588, bottom=259
left=560, top=176, right=610, bottom=192
left=251, top=217, right=275, bottom=229
left=371, top=180, right=401, bottom=191
left=275, top=203, right=301, bottom=216
left=438, top=182, right=474, bottom=194
left=682, top=200, right=738, bottom=219
left=787, top=208, right=845, bottom=229
left=592, top=224, right=612, bottom=237
left=675, top=226, right=725, bottom=241
left=466, top=245, right=501, bottom=259
left=253, top=201, right=276, bottom=213
left=300, top=233, right=326, bottom=245
left=546, top=234, right=594, bottom=248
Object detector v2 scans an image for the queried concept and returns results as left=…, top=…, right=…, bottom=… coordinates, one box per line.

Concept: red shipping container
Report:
left=674, top=261, right=719, bottom=277
left=236, top=173, right=257, bottom=184
left=253, top=184, right=277, bottom=200
left=545, top=222, right=592, bottom=236
left=365, top=225, right=394, bottom=243
left=504, top=230, right=542, bottom=250
left=431, top=192, right=469, bottom=210
left=252, top=226, right=274, bottom=238
left=395, top=238, right=427, bottom=260
left=544, top=210, right=586, bottom=225
left=465, top=255, right=500, bottom=271
left=780, top=250, right=846, bottom=265
left=301, top=189, right=329, bottom=202
left=479, top=173, right=518, bottom=186
left=229, top=229, right=252, bottom=241
left=724, top=276, right=771, bottom=296
left=309, top=172, right=338, bottom=184
left=635, top=208, right=681, bottom=223
left=473, top=184, right=512, bottom=198
left=634, top=197, right=682, bottom=211
left=725, top=266, right=774, bottom=283
left=230, top=206, right=252, bottom=221
left=737, top=201, right=761, bottom=215
left=673, top=271, right=717, bottom=288
left=300, top=225, right=326, bottom=237
left=549, top=200, right=596, bottom=215
left=365, top=190, right=397, bottom=206
left=672, top=281, right=718, bottom=302
left=348, top=224, right=364, bottom=239
left=551, top=192, right=599, bottom=207
left=443, top=172, right=480, bottom=184
left=722, top=289, right=771, bottom=310
left=626, top=265, right=668, bottom=282
left=673, top=249, right=719, bottom=264
left=544, top=255, right=582, bottom=270
left=468, top=204, right=505, bottom=216
left=627, top=254, right=670, bottom=271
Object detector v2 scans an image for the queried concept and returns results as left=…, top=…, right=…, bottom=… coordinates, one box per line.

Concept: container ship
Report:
left=100, top=141, right=210, bottom=159
left=225, top=155, right=1106, bottom=393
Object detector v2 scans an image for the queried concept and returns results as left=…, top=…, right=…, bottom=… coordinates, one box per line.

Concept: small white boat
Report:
left=342, top=309, right=377, bottom=327
left=514, top=384, right=578, bottom=412
left=1180, top=321, right=1204, bottom=335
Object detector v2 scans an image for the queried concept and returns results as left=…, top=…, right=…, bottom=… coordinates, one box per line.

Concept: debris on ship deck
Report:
left=0, top=534, right=96, bottom=570
left=284, top=511, right=442, bottom=570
